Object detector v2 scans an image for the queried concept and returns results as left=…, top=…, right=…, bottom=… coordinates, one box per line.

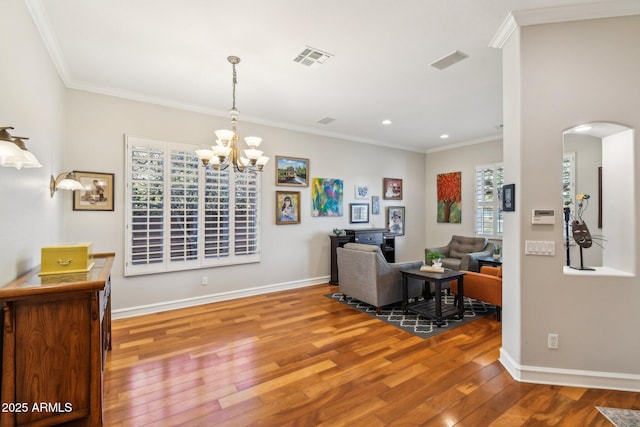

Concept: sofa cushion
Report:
left=449, top=236, right=488, bottom=258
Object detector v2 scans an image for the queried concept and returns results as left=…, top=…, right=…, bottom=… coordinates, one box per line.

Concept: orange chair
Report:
left=451, top=266, right=502, bottom=321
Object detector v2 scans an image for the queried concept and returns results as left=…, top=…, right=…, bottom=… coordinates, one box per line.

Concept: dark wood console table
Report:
left=329, top=228, right=395, bottom=284
left=0, top=253, right=114, bottom=427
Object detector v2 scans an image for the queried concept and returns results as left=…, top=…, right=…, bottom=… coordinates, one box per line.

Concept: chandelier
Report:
left=196, top=56, right=269, bottom=172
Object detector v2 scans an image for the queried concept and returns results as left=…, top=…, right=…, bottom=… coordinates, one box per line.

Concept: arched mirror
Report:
left=563, top=122, right=635, bottom=275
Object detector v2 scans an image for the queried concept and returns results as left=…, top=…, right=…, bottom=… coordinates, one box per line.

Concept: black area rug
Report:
left=326, top=292, right=496, bottom=339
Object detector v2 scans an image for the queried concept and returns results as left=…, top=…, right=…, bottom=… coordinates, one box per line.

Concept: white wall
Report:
left=501, top=15, right=640, bottom=390
left=0, top=0, right=66, bottom=284
left=62, top=90, right=427, bottom=315
left=424, top=140, right=502, bottom=247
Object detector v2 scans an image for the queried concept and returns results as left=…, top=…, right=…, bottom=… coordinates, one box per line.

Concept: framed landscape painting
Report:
left=276, top=156, right=309, bottom=187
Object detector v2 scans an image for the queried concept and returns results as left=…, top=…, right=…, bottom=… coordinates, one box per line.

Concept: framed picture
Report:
left=276, top=191, right=301, bottom=224
left=311, top=178, right=343, bottom=217
left=383, top=177, right=402, bottom=200
left=72, top=171, right=114, bottom=211
left=437, top=171, right=462, bottom=223
left=276, top=156, right=309, bottom=187
left=371, top=196, right=380, bottom=215
left=387, top=206, right=405, bottom=235
left=350, top=203, right=369, bottom=223
left=502, top=183, right=515, bottom=212
left=355, top=184, right=369, bottom=199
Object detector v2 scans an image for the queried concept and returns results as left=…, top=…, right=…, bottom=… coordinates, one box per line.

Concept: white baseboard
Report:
left=112, top=275, right=331, bottom=320
left=500, top=348, right=640, bottom=392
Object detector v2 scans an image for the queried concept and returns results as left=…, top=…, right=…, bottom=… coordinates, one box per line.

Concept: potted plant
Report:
left=427, top=250, right=445, bottom=266
left=493, top=244, right=502, bottom=260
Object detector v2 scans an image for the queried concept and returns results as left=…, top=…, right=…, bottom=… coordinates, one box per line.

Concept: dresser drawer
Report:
left=353, top=232, right=383, bottom=245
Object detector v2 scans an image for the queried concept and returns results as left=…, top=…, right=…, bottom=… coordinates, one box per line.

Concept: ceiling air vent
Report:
left=430, top=50, right=469, bottom=70
left=317, top=117, right=336, bottom=125
left=294, top=46, right=333, bottom=67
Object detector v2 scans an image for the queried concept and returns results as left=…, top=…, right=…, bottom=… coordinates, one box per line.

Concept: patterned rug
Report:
left=596, top=407, right=640, bottom=427
left=326, top=292, right=497, bottom=339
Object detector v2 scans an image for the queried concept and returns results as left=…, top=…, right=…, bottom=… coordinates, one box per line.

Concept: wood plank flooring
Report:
left=104, top=284, right=638, bottom=426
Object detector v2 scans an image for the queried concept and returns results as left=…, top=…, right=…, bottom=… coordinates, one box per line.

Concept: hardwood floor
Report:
left=104, top=284, right=637, bottom=426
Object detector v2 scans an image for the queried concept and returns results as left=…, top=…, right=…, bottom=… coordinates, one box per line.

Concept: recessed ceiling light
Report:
left=382, top=119, right=392, bottom=125
left=440, top=134, right=449, bottom=139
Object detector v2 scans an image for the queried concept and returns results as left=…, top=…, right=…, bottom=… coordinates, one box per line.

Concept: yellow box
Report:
left=40, top=242, right=95, bottom=276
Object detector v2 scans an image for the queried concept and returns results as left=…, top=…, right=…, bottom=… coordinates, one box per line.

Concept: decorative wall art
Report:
left=311, top=178, right=343, bottom=217
left=276, top=191, right=301, bottom=225
left=383, top=177, right=402, bottom=200
left=355, top=184, right=369, bottom=199
left=350, top=203, right=370, bottom=223
left=73, top=171, right=114, bottom=211
left=502, top=183, right=515, bottom=212
left=275, top=156, right=309, bottom=187
left=387, top=206, right=405, bottom=236
left=437, top=171, right=461, bottom=223
left=371, top=196, right=380, bottom=215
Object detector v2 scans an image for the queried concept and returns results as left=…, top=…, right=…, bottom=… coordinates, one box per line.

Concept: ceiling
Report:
left=26, top=0, right=629, bottom=152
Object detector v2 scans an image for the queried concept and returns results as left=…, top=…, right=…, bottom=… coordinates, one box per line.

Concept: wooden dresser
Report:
left=0, top=253, right=114, bottom=427
left=329, top=229, right=395, bottom=284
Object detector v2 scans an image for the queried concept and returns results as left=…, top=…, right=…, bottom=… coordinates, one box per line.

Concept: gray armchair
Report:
left=425, top=235, right=494, bottom=272
left=337, top=243, right=423, bottom=313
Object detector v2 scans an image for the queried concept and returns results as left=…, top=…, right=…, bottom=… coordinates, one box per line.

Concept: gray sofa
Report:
left=425, top=235, right=494, bottom=272
left=336, top=243, right=424, bottom=313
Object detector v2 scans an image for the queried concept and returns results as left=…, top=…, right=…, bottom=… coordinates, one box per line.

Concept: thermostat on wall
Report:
left=531, top=209, right=556, bottom=224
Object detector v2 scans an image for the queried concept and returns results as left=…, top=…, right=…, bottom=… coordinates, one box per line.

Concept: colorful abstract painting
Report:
left=437, top=171, right=461, bottom=223
left=311, top=178, right=343, bottom=217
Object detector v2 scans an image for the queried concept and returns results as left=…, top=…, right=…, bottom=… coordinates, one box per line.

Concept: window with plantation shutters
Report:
left=125, top=135, right=261, bottom=276
left=475, top=163, right=504, bottom=238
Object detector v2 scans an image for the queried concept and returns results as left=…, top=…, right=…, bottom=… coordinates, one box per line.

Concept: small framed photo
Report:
left=276, top=191, right=301, bottom=224
left=383, top=177, right=403, bottom=200
left=355, top=184, right=369, bottom=199
left=502, top=183, right=515, bottom=212
left=371, top=196, right=380, bottom=215
left=73, top=171, right=114, bottom=211
left=276, top=156, right=309, bottom=187
left=350, top=203, right=370, bottom=223
left=387, top=206, right=405, bottom=235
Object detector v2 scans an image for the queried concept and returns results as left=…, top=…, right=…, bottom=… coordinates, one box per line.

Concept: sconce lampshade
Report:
left=50, top=172, right=85, bottom=197
left=0, top=127, right=42, bottom=169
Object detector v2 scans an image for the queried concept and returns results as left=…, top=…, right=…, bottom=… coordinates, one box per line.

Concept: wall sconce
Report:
left=0, top=126, right=42, bottom=169
left=50, top=172, right=84, bottom=197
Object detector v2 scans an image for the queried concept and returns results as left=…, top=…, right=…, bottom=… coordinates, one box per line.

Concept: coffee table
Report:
left=400, top=268, right=465, bottom=326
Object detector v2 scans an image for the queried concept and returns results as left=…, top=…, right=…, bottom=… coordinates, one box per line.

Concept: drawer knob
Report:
left=57, top=259, right=72, bottom=266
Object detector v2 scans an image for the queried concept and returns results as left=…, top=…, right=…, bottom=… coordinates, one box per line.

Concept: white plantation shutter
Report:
left=127, top=137, right=166, bottom=274
left=169, top=146, right=200, bottom=267
left=203, top=168, right=230, bottom=259
left=234, top=172, right=259, bottom=256
left=475, top=164, right=504, bottom=238
left=125, top=135, right=261, bottom=276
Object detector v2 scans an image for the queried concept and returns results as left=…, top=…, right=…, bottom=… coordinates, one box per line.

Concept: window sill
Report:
left=562, top=266, right=635, bottom=278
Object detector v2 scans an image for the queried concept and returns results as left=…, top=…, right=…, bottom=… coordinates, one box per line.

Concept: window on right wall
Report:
left=474, top=163, right=504, bottom=238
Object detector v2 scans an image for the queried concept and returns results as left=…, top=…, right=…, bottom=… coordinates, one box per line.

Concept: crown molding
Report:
left=490, top=1, right=640, bottom=49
